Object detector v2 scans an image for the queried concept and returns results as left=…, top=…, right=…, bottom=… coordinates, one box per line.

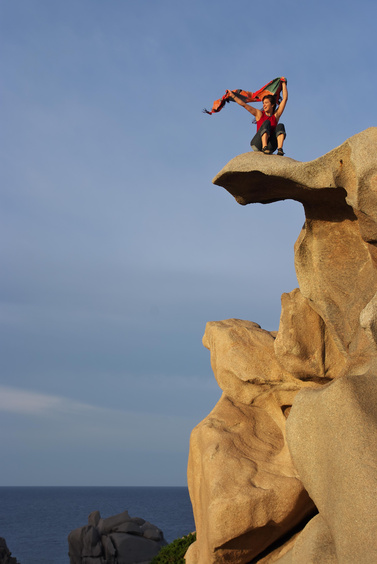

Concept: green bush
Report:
left=150, top=532, right=196, bottom=564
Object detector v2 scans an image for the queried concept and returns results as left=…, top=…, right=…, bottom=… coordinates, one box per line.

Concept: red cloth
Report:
left=257, top=111, right=277, bottom=132
left=203, top=77, right=286, bottom=115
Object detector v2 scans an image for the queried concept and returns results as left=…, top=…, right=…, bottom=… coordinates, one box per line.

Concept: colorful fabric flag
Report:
left=203, top=77, right=287, bottom=115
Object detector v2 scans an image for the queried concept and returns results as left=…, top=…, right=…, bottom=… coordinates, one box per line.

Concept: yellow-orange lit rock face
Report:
left=282, top=374, right=377, bottom=563
left=186, top=394, right=316, bottom=564
left=186, top=128, right=377, bottom=563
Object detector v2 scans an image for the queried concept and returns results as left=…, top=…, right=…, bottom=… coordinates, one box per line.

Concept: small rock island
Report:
left=68, top=510, right=166, bottom=563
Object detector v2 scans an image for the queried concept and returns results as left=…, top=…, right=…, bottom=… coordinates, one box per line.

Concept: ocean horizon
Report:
left=0, top=486, right=195, bottom=564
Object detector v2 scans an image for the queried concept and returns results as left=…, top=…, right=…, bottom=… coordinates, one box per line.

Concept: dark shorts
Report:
left=250, top=121, right=286, bottom=153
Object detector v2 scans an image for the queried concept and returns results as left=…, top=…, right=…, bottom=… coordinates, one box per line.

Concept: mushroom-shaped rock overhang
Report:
left=212, top=127, right=377, bottom=219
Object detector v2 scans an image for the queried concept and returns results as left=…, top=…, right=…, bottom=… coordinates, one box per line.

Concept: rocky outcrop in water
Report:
left=0, top=538, right=20, bottom=564
left=186, top=128, right=377, bottom=563
left=68, top=509, right=167, bottom=564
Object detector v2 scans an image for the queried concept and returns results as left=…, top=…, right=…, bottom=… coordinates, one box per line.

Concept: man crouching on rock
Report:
left=227, top=79, right=288, bottom=155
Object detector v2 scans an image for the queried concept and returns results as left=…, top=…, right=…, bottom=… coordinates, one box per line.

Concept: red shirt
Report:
left=257, top=111, right=277, bottom=132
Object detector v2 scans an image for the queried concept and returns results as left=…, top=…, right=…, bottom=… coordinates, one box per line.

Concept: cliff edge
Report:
left=186, top=128, right=377, bottom=564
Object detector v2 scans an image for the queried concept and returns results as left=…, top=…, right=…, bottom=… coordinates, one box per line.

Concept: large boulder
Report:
left=68, top=510, right=167, bottom=564
left=279, top=373, right=377, bottom=563
left=186, top=393, right=316, bottom=564
left=202, top=318, right=317, bottom=405
left=186, top=128, right=377, bottom=563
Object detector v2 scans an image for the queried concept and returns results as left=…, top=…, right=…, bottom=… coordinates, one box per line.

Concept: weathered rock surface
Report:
left=186, top=393, right=316, bottom=564
left=260, top=515, right=337, bottom=564
left=202, top=318, right=317, bottom=406
left=278, top=373, right=377, bottom=563
left=186, top=128, right=377, bottom=563
left=213, top=127, right=377, bottom=380
left=68, top=510, right=167, bottom=564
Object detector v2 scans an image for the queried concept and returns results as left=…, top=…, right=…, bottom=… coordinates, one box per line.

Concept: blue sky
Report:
left=1, top=0, right=376, bottom=486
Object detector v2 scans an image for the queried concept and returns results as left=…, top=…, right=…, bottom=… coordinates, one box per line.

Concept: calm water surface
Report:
left=0, top=486, right=195, bottom=564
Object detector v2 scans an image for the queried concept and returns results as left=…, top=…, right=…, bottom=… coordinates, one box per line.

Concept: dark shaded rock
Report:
left=114, top=522, right=143, bottom=535
left=88, top=510, right=101, bottom=527
left=68, top=510, right=167, bottom=564
left=110, top=533, right=164, bottom=563
left=97, top=511, right=130, bottom=536
left=0, top=538, right=20, bottom=564
left=140, top=522, right=163, bottom=541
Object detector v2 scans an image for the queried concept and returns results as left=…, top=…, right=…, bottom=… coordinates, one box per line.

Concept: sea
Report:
left=0, top=486, right=195, bottom=564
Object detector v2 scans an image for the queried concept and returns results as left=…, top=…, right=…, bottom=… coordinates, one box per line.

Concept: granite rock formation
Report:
left=186, top=128, right=377, bottom=563
left=68, top=509, right=167, bottom=564
left=281, top=373, right=377, bottom=563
